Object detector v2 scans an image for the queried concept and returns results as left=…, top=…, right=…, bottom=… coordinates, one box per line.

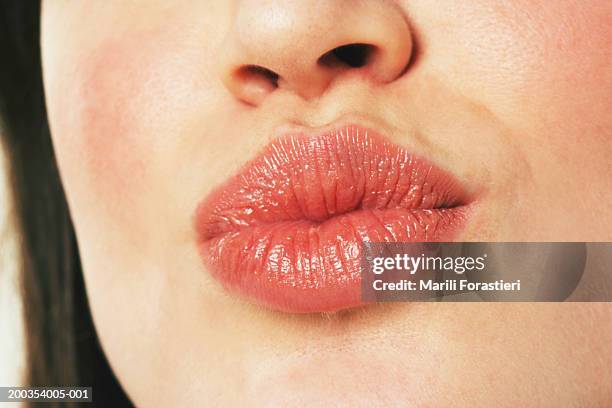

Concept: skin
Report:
left=41, top=1, right=611, bottom=406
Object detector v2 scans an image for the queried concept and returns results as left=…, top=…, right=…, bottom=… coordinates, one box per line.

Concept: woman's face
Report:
left=41, top=1, right=611, bottom=406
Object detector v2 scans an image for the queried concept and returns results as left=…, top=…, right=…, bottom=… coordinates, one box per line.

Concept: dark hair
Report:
left=0, top=2, right=132, bottom=406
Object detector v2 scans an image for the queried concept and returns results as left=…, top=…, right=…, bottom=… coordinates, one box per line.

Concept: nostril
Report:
left=236, top=65, right=280, bottom=88
left=227, top=65, right=281, bottom=106
left=319, top=43, right=376, bottom=68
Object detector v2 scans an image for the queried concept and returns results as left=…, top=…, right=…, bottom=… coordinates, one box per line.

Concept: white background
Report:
left=0, top=144, right=25, bottom=390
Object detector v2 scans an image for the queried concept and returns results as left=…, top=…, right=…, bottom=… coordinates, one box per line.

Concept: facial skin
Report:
left=41, top=1, right=611, bottom=406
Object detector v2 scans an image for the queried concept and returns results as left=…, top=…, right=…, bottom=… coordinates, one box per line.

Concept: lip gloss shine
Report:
left=195, top=125, right=471, bottom=313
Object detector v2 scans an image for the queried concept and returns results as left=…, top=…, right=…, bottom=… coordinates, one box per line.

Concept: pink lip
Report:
left=195, top=125, right=471, bottom=313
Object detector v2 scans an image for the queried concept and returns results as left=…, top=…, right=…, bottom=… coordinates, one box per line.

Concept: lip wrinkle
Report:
left=196, top=124, right=473, bottom=312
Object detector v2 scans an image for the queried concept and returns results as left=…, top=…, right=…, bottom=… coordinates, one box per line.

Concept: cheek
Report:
left=420, top=0, right=611, bottom=116
left=69, top=37, right=156, bottom=201
left=513, top=1, right=611, bottom=121
left=47, top=30, right=180, bottom=240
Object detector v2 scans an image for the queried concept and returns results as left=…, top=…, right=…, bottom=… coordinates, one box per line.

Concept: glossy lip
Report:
left=195, top=124, right=472, bottom=313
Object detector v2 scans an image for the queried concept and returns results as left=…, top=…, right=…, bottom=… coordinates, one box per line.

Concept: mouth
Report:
left=195, top=124, right=473, bottom=313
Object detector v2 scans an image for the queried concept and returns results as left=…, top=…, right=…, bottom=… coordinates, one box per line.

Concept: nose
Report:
left=220, top=0, right=414, bottom=105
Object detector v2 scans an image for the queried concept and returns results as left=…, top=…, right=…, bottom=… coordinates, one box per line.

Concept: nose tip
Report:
left=220, top=0, right=414, bottom=105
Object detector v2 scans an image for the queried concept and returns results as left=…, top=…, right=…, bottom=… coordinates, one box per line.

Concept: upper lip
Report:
left=198, top=124, right=469, bottom=242
left=195, top=123, right=473, bottom=313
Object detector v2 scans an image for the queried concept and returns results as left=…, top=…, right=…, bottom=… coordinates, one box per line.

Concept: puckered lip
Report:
left=195, top=124, right=474, bottom=313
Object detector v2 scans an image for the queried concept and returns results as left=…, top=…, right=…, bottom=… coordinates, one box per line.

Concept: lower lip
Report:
left=196, top=125, right=471, bottom=313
